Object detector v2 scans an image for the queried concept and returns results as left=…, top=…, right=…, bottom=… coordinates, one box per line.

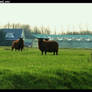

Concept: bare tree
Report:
left=44, top=26, right=50, bottom=34
left=7, top=23, right=10, bottom=28
left=54, top=26, right=56, bottom=35
left=40, top=25, right=44, bottom=34
left=79, top=24, right=83, bottom=34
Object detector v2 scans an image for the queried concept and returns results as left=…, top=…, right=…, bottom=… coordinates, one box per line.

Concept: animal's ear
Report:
left=19, top=37, right=23, bottom=40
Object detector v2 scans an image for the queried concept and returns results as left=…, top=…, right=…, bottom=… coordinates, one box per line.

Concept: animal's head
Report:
left=38, top=38, right=44, bottom=42
left=19, top=38, right=24, bottom=44
left=19, top=38, right=23, bottom=41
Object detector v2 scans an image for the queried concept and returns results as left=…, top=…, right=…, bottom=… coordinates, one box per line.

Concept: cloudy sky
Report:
left=0, top=3, right=92, bottom=34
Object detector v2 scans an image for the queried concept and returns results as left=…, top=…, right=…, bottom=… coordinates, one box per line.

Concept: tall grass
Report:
left=0, top=47, right=92, bottom=89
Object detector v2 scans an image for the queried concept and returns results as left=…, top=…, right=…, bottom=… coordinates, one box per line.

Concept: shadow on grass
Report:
left=0, top=69, right=92, bottom=89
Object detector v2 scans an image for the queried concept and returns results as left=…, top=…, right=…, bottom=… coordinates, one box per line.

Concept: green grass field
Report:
left=0, top=46, right=92, bottom=89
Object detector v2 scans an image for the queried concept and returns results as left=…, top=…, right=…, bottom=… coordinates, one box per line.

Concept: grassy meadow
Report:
left=0, top=46, right=92, bottom=89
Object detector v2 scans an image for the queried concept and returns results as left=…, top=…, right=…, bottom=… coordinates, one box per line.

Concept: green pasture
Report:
left=0, top=46, right=92, bottom=89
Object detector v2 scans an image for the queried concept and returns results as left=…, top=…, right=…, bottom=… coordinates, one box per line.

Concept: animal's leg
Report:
left=45, top=51, right=47, bottom=55
left=11, top=47, right=14, bottom=51
left=53, top=51, right=55, bottom=55
left=42, top=51, right=43, bottom=55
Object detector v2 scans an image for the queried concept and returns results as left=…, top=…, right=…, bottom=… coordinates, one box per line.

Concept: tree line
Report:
left=60, top=31, right=92, bottom=35
left=2, top=23, right=51, bottom=39
left=0, top=23, right=92, bottom=39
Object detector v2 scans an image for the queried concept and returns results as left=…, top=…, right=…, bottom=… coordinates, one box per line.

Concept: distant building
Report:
left=31, top=34, right=92, bottom=48
left=0, top=28, right=25, bottom=46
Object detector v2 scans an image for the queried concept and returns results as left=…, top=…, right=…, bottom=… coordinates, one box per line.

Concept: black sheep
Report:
left=38, top=38, right=59, bottom=55
left=11, top=38, right=24, bottom=51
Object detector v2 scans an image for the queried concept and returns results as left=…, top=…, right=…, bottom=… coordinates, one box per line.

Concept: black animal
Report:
left=38, top=38, right=59, bottom=55
left=12, top=38, right=24, bottom=51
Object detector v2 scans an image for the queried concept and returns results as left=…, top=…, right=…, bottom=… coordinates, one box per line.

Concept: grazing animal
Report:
left=12, top=38, right=24, bottom=51
left=38, top=38, right=59, bottom=55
